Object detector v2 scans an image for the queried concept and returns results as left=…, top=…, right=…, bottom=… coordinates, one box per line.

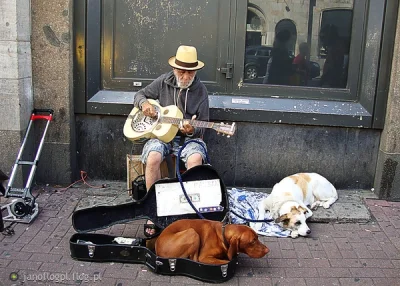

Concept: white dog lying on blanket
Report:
left=258, top=173, right=338, bottom=238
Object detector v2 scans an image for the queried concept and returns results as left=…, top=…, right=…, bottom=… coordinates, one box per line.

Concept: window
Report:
left=257, top=47, right=271, bottom=57
left=100, top=0, right=230, bottom=94
left=239, top=0, right=355, bottom=91
left=246, top=48, right=257, bottom=56
left=75, top=0, right=389, bottom=129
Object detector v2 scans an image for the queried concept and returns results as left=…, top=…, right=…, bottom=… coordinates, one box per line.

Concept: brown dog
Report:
left=155, top=219, right=269, bottom=264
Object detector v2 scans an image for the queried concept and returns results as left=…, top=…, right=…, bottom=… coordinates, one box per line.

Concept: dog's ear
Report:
left=227, top=237, right=240, bottom=260
left=298, top=206, right=308, bottom=214
left=275, top=214, right=290, bottom=224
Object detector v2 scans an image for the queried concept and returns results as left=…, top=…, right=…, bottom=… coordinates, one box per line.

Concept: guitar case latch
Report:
left=168, top=259, right=177, bottom=272
left=221, top=264, right=228, bottom=277
left=87, top=245, right=95, bottom=258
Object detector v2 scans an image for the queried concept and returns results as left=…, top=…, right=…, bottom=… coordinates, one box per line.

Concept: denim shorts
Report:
left=141, top=137, right=207, bottom=167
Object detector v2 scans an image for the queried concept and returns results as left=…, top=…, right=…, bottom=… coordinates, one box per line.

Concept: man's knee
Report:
left=187, top=153, right=203, bottom=166
left=142, top=139, right=168, bottom=164
left=146, top=151, right=163, bottom=167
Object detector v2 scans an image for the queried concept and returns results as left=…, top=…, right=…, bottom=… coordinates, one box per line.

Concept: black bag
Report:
left=70, top=164, right=237, bottom=283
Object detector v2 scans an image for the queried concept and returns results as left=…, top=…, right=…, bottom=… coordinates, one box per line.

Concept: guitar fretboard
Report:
left=160, top=117, right=214, bottom=129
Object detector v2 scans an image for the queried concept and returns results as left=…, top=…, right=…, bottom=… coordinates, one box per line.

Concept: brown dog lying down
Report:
left=155, top=219, right=269, bottom=265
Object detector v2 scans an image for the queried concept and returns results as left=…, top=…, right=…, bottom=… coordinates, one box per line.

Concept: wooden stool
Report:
left=126, top=154, right=177, bottom=193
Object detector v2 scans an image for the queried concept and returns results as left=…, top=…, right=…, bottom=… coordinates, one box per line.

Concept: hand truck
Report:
left=1, top=109, right=54, bottom=224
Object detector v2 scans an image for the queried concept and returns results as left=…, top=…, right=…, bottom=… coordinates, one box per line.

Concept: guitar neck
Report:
left=161, top=117, right=214, bottom=129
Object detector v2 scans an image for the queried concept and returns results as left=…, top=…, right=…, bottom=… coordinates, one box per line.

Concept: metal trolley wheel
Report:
left=10, top=199, right=32, bottom=218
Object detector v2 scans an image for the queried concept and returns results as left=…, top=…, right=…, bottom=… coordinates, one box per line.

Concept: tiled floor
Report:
left=1, top=184, right=399, bottom=286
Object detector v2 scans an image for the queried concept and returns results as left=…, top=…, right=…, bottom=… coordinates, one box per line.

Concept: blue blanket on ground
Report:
left=227, top=188, right=290, bottom=237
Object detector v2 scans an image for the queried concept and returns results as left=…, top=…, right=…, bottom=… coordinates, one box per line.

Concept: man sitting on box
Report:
left=133, top=45, right=209, bottom=237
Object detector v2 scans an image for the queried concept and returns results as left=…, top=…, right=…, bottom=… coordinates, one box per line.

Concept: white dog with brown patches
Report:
left=259, top=173, right=338, bottom=238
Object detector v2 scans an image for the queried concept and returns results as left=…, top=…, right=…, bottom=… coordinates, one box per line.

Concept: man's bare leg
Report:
left=144, top=151, right=162, bottom=236
left=186, top=153, right=203, bottom=169
left=145, top=151, right=163, bottom=190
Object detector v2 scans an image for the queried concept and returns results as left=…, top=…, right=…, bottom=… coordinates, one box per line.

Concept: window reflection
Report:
left=244, top=0, right=353, bottom=89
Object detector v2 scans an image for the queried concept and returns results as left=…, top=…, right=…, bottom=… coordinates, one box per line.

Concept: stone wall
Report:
left=0, top=0, right=33, bottom=185
left=0, top=0, right=74, bottom=185
left=374, top=3, right=400, bottom=201
left=31, top=0, right=75, bottom=184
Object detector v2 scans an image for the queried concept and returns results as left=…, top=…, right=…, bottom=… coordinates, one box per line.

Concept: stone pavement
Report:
left=0, top=181, right=400, bottom=286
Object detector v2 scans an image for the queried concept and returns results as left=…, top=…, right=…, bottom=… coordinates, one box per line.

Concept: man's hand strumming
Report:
left=141, top=101, right=157, bottom=117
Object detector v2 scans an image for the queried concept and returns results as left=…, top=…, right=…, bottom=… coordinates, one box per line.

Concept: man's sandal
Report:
left=144, top=222, right=162, bottom=238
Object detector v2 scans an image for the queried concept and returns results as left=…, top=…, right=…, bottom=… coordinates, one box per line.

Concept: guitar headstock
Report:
left=213, top=122, right=236, bottom=138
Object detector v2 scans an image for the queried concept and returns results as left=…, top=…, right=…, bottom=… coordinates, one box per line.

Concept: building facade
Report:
left=1, top=0, right=400, bottom=200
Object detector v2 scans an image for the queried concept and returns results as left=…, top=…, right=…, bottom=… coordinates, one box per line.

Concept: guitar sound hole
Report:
left=163, top=109, right=169, bottom=115
left=155, top=125, right=161, bottom=130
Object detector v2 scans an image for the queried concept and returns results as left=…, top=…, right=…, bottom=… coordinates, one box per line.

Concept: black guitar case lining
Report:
left=70, top=164, right=236, bottom=283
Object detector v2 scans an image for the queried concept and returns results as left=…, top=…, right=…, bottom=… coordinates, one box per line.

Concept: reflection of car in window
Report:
left=244, top=45, right=321, bottom=83
left=244, top=45, right=272, bottom=80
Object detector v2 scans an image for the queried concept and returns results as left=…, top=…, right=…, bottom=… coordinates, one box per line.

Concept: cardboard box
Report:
left=126, top=154, right=174, bottom=191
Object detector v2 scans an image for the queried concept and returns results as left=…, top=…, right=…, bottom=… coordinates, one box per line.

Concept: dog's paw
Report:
left=322, top=202, right=331, bottom=209
left=290, top=231, right=299, bottom=239
left=310, top=202, right=320, bottom=210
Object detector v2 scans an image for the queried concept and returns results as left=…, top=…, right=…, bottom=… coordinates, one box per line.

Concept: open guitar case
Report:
left=69, top=164, right=237, bottom=283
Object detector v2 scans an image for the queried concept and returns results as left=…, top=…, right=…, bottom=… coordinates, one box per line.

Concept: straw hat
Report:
left=168, top=45, right=205, bottom=71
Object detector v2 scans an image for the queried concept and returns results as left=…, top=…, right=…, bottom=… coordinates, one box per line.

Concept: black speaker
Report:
left=131, top=175, right=147, bottom=201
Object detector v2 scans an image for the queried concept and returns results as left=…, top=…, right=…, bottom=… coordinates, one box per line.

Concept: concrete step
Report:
left=65, top=180, right=376, bottom=223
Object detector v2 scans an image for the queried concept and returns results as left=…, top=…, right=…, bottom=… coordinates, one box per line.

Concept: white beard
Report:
left=176, top=76, right=195, bottom=89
